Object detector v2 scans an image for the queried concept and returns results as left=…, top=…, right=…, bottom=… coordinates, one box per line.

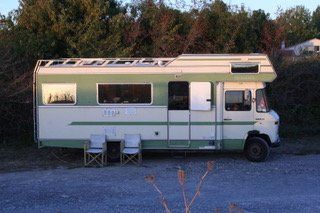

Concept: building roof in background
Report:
left=281, top=38, right=320, bottom=56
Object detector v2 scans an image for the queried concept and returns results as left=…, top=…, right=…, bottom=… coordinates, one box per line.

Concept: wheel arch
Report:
left=245, top=130, right=272, bottom=148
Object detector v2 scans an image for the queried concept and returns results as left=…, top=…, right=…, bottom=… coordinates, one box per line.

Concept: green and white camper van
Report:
left=33, top=54, right=280, bottom=162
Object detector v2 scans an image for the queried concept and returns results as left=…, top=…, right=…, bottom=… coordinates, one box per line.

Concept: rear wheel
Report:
left=245, top=137, right=270, bottom=162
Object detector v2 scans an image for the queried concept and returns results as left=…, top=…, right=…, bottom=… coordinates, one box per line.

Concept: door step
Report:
left=198, top=140, right=221, bottom=150
left=198, top=145, right=216, bottom=150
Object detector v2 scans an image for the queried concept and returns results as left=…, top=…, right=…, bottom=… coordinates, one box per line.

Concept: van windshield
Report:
left=256, top=89, right=270, bottom=112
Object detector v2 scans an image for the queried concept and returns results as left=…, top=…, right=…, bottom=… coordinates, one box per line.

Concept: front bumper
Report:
left=270, top=138, right=281, bottom=148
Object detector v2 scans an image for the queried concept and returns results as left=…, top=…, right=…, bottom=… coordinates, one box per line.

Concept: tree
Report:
left=276, top=6, right=315, bottom=46
left=261, top=19, right=285, bottom=55
left=128, top=0, right=189, bottom=57
left=17, top=0, right=126, bottom=57
left=249, top=9, right=270, bottom=52
left=312, top=6, right=320, bottom=38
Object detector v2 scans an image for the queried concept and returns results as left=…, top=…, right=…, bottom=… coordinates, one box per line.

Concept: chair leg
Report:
left=102, top=153, right=106, bottom=167
left=84, top=152, right=90, bottom=167
left=121, top=154, right=130, bottom=166
left=122, top=154, right=141, bottom=166
left=85, top=153, right=104, bottom=167
left=121, top=154, right=126, bottom=166
left=84, top=153, right=92, bottom=167
left=103, top=153, right=107, bottom=166
left=139, top=153, right=142, bottom=164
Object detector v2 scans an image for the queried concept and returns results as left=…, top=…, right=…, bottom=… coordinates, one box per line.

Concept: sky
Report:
left=0, top=0, right=19, bottom=16
left=0, top=0, right=319, bottom=19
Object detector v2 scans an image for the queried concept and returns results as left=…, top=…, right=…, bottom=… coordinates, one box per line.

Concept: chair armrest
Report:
left=84, top=140, right=90, bottom=151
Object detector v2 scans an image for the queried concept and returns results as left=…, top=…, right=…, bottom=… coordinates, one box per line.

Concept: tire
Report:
left=244, top=137, right=270, bottom=162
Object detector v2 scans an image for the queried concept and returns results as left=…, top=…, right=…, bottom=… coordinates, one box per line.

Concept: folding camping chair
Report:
left=84, top=134, right=107, bottom=167
left=121, top=134, right=142, bottom=165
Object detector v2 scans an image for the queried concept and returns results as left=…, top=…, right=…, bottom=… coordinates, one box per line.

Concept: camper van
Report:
left=33, top=54, right=280, bottom=162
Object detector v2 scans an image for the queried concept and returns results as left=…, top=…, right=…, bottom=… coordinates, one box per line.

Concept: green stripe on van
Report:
left=39, top=139, right=245, bottom=150
left=70, top=121, right=167, bottom=125
left=221, top=121, right=256, bottom=125
left=69, top=121, right=255, bottom=126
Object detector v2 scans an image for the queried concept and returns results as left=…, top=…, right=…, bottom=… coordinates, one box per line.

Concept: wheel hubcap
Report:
left=250, top=144, right=262, bottom=157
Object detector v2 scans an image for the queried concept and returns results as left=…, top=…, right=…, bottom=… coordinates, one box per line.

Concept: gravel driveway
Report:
left=1, top=152, right=320, bottom=213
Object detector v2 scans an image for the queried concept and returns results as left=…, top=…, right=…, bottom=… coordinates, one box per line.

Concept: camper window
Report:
left=256, top=89, right=270, bottom=112
left=98, top=84, right=152, bottom=104
left=168, top=81, right=189, bottom=110
left=42, top=83, right=76, bottom=105
left=225, top=91, right=251, bottom=111
left=231, top=63, right=259, bottom=73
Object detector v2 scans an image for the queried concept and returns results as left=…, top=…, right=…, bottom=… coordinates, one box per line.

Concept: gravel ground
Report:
left=1, top=152, right=320, bottom=213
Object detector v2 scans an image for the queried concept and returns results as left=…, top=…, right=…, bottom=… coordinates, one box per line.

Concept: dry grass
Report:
left=145, top=161, right=246, bottom=212
left=145, top=161, right=216, bottom=213
left=0, top=145, right=83, bottom=173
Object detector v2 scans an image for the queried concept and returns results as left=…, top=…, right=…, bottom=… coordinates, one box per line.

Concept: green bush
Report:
left=269, top=56, right=320, bottom=137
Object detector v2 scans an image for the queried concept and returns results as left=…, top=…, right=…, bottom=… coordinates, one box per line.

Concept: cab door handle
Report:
left=224, top=118, right=232, bottom=121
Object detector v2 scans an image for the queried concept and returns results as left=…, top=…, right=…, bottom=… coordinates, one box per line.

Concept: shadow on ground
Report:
left=0, top=137, right=319, bottom=173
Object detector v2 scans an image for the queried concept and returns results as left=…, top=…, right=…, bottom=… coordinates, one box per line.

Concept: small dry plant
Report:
left=145, top=161, right=215, bottom=213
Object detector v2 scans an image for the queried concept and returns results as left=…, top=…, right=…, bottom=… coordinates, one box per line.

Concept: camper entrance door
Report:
left=167, top=82, right=213, bottom=148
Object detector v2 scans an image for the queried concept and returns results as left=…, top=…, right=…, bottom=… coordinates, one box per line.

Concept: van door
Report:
left=190, top=82, right=215, bottom=141
left=223, top=89, right=254, bottom=148
left=168, top=81, right=189, bottom=147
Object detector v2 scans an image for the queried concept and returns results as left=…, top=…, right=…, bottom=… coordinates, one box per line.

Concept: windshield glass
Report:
left=256, top=89, right=270, bottom=112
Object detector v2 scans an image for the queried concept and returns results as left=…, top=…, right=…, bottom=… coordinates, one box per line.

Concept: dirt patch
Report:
left=0, top=145, right=83, bottom=173
left=275, top=137, right=320, bottom=155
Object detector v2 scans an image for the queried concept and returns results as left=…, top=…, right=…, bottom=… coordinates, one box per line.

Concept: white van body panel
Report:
left=34, top=54, right=279, bottom=150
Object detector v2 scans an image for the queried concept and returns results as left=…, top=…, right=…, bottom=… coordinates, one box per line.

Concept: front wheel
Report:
left=245, top=137, right=270, bottom=162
